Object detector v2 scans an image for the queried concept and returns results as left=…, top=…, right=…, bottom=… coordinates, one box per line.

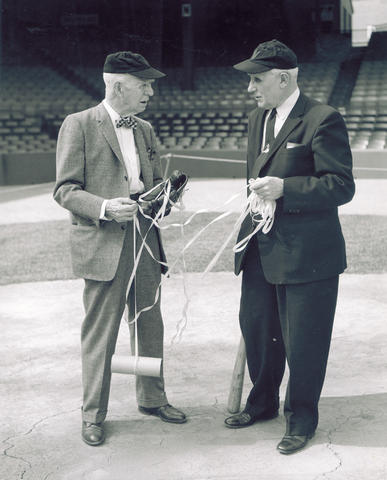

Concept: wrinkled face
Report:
left=116, top=75, right=155, bottom=115
left=247, top=70, right=283, bottom=110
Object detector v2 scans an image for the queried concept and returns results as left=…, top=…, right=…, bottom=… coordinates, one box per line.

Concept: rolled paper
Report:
left=111, top=355, right=162, bottom=377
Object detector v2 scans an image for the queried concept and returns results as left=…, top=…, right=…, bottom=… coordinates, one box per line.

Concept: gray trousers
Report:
left=81, top=216, right=168, bottom=424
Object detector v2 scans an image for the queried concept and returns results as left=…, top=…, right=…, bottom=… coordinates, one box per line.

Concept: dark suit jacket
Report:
left=235, top=93, right=355, bottom=284
left=54, top=102, right=167, bottom=281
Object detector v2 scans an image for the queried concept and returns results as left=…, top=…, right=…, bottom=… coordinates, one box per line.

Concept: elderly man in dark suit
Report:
left=54, top=51, right=186, bottom=446
left=224, top=40, right=355, bottom=454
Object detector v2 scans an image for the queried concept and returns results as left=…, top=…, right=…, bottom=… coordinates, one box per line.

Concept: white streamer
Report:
left=233, top=187, right=276, bottom=254
left=124, top=178, right=276, bottom=347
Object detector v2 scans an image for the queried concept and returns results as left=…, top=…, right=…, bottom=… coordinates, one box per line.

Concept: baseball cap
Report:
left=233, top=39, right=297, bottom=74
left=103, top=51, right=166, bottom=79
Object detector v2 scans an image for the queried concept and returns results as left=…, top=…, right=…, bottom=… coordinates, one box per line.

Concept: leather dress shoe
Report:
left=224, top=410, right=278, bottom=429
left=138, top=404, right=187, bottom=424
left=82, top=421, right=105, bottom=446
left=277, top=432, right=315, bottom=455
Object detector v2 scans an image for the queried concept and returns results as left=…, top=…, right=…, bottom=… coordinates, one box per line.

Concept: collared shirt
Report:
left=100, top=100, right=145, bottom=219
left=261, top=87, right=300, bottom=152
left=102, top=99, right=144, bottom=193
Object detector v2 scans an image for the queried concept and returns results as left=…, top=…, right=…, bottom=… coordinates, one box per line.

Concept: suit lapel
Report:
left=249, top=110, right=265, bottom=165
left=251, top=93, right=307, bottom=177
left=133, top=122, right=153, bottom=191
left=96, top=103, right=125, bottom=167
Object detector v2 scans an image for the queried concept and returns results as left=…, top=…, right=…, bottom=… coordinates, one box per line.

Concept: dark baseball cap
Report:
left=233, top=39, right=297, bottom=74
left=103, top=51, right=166, bottom=79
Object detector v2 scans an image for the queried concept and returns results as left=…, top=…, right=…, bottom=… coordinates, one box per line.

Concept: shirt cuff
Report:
left=99, top=199, right=110, bottom=220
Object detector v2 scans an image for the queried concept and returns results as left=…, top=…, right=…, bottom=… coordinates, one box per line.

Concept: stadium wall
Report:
left=0, top=153, right=56, bottom=186
left=0, top=149, right=385, bottom=186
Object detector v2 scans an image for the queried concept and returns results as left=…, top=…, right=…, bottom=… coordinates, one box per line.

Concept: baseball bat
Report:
left=227, top=335, right=246, bottom=413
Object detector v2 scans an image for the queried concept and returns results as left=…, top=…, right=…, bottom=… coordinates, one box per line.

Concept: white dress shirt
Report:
left=261, top=87, right=300, bottom=152
left=100, top=100, right=145, bottom=219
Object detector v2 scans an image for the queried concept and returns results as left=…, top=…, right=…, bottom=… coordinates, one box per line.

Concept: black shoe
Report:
left=82, top=421, right=105, bottom=446
left=224, top=410, right=278, bottom=429
left=138, top=404, right=187, bottom=424
left=276, top=432, right=315, bottom=455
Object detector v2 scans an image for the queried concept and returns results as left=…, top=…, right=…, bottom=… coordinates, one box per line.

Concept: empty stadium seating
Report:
left=1, top=41, right=387, bottom=153
left=141, top=63, right=340, bottom=150
left=340, top=60, right=387, bottom=149
left=0, top=65, right=95, bottom=154
left=1, top=65, right=95, bottom=114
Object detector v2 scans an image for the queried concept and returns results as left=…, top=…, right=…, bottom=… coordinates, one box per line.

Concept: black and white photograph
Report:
left=1, top=1, right=387, bottom=479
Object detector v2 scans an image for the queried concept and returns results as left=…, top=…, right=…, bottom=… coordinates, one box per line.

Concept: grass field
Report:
left=0, top=212, right=386, bottom=285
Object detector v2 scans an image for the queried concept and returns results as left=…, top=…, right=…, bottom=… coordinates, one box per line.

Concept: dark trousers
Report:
left=239, top=236, right=338, bottom=435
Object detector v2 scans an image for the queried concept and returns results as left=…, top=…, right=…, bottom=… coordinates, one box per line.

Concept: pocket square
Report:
left=286, top=142, right=303, bottom=149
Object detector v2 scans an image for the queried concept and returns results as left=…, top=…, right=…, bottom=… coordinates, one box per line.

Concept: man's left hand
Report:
left=249, top=176, right=284, bottom=200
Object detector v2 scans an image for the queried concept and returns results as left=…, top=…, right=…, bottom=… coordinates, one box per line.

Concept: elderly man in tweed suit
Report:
left=54, top=51, right=186, bottom=446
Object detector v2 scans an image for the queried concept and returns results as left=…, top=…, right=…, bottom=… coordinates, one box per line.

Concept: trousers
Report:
left=81, top=215, right=168, bottom=423
left=239, top=235, right=338, bottom=435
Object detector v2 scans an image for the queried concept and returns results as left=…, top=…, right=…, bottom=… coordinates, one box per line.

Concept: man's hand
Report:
left=105, top=197, right=138, bottom=222
left=139, top=200, right=154, bottom=216
left=249, top=176, right=284, bottom=201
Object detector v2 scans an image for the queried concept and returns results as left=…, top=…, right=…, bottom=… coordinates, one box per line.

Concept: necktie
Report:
left=264, top=108, right=277, bottom=151
left=116, top=116, right=137, bottom=129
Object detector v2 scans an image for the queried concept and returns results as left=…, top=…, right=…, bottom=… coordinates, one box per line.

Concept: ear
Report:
left=113, top=81, right=122, bottom=96
left=279, top=72, right=290, bottom=88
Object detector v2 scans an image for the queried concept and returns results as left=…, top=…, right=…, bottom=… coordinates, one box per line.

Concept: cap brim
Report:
left=233, top=59, right=272, bottom=74
left=133, top=67, right=166, bottom=79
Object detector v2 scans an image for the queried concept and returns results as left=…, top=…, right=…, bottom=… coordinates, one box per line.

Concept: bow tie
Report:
left=115, top=116, right=137, bottom=129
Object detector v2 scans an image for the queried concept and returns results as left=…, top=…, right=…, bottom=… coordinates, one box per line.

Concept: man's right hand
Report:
left=105, top=197, right=138, bottom=222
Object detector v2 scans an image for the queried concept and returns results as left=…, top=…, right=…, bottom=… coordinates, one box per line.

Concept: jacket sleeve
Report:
left=283, top=109, right=355, bottom=213
left=53, top=114, right=105, bottom=224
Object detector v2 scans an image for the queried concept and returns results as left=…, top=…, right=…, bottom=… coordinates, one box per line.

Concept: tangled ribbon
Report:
left=233, top=184, right=276, bottom=253
left=124, top=178, right=276, bottom=348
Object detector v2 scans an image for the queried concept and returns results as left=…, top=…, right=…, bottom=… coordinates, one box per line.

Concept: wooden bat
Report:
left=227, top=335, right=246, bottom=413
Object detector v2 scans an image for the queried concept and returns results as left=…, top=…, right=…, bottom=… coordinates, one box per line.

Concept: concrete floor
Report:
left=1, top=179, right=387, bottom=480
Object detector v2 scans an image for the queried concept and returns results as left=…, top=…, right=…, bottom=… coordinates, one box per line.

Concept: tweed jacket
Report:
left=54, top=102, right=166, bottom=281
left=235, top=93, right=355, bottom=284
